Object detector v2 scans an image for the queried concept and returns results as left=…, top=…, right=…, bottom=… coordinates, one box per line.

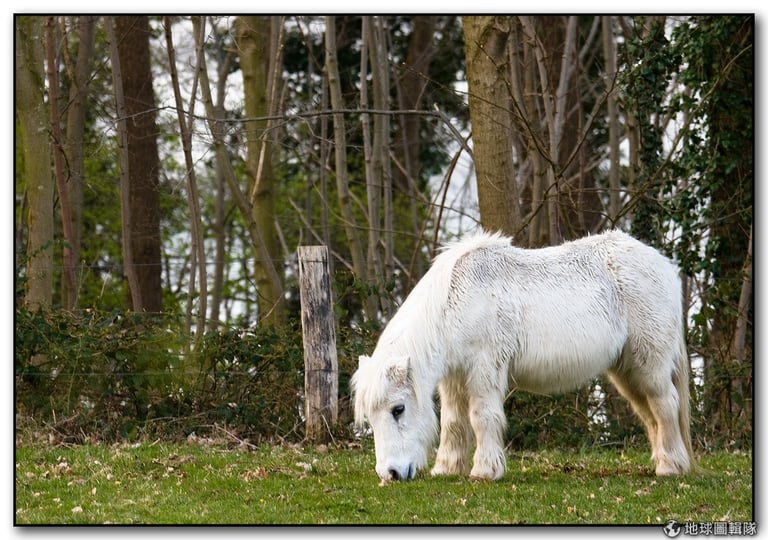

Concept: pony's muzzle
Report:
left=383, top=463, right=415, bottom=481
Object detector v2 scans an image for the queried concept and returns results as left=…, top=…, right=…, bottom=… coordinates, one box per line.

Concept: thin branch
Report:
left=164, top=16, right=207, bottom=337
left=44, top=17, right=76, bottom=307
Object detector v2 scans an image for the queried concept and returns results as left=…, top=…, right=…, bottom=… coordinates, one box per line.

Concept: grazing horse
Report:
left=351, top=230, right=695, bottom=481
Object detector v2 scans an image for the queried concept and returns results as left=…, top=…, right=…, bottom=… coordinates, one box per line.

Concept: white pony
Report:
left=351, top=230, right=696, bottom=482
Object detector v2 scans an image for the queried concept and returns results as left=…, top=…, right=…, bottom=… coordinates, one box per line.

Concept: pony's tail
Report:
left=673, top=337, right=704, bottom=475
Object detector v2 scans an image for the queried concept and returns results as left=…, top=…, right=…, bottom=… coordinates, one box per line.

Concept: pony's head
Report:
left=351, top=354, right=438, bottom=481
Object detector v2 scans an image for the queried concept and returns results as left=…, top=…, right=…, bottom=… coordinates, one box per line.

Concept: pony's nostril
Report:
left=388, top=469, right=401, bottom=481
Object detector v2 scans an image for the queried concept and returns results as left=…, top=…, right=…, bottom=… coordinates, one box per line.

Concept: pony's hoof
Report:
left=655, top=464, right=684, bottom=476
left=469, top=465, right=504, bottom=481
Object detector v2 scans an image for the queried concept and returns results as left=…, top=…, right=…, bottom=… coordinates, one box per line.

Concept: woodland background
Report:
left=14, top=15, right=752, bottom=451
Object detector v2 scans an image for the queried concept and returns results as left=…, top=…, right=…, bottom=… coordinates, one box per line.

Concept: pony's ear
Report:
left=358, top=354, right=373, bottom=367
left=386, top=355, right=412, bottom=385
left=392, top=355, right=410, bottom=371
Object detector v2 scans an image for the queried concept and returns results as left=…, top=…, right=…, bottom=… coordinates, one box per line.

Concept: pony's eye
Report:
left=391, top=404, right=405, bottom=420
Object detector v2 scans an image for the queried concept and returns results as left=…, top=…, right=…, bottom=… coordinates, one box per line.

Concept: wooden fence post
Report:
left=297, top=245, right=338, bottom=443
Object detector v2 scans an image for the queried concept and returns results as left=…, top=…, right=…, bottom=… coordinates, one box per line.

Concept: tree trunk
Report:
left=519, top=16, right=583, bottom=245
left=394, top=16, right=436, bottom=193
left=462, top=16, right=518, bottom=236
left=602, top=16, right=622, bottom=224
left=360, top=17, right=381, bottom=308
left=703, top=16, right=753, bottom=437
left=114, top=16, right=163, bottom=313
left=236, top=16, right=286, bottom=327
left=361, top=16, right=394, bottom=318
left=44, top=17, right=77, bottom=309
left=372, top=17, right=394, bottom=310
left=205, top=27, right=234, bottom=328
left=63, top=15, right=96, bottom=309
left=394, top=16, right=439, bottom=279
left=728, top=221, right=753, bottom=431
left=325, top=16, right=373, bottom=320
left=16, top=16, right=54, bottom=312
left=507, top=20, right=543, bottom=246
left=105, top=17, right=141, bottom=311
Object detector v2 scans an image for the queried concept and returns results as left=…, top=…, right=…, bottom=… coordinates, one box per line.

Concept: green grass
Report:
left=15, top=441, right=753, bottom=526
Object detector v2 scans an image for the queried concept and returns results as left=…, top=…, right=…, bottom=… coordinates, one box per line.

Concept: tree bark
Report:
left=236, top=16, right=286, bottom=326
left=360, top=17, right=381, bottom=305
left=113, top=16, right=163, bottom=313
left=361, top=16, right=394, bottom=318
left=204, top=24, right=234, bottom=328
left=703, top=16, right=753, bottom=435
left=105, top=17, right=141, bottom=311
left=727, top=219, right=753, bottom=432
left=602, top=16, right=622, bottom=224
left=372, top=17, right=394, bottom=305
left=519, top=16, right=581, bottom=245
left=394, top=16, right=436, bottom=193
left=507, top=20, right=543, bottom=246
left=62, top=16, right=96, bottom=309
left=44, top=18, right=78, bottom=309
left=462, top=16, right=518, bottom=236
left=16, top=16, right=54, bottom=311
left=325, top=16, right=373, bottom=320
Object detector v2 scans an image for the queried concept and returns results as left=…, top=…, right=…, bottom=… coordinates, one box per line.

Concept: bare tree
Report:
left=360, top=16, right=395, bottom=317
left=235, top=16, right=286, bottom=326
left=195, top=17, right=283, bottom=329
left=203, top=21, right=236, bottom=328
left=16, top=16, right=54, bottom=311
left=325, top=16, right=374, bottom=320
left=111, top=16, right=163, bottom=313
left=164, top=16, right=207, bottom=336
left=518, top=16, right=584, bottom=245
left=601, top=16, right=622, bottom=223
left=105, top=17, right=140, bottom=310
left=44, top=18, right=77, bottom=308
left=462, top=16, right=519, bottom=237
left=61, top=16, right=96, bottom=309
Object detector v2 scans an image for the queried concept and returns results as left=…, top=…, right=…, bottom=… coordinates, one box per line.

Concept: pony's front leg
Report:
left=468, top=391, right=507, bottom=480
left=431, top=376, right=473, bottom=477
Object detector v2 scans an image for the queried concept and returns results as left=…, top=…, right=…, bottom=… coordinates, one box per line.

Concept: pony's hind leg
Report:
left=609, top=366, right=689, bottom=476
left=643, top=378, right=691, bottom=475
left=431, top=374, right=473, bottom=477
left=607, top=369, right=659, bottom=458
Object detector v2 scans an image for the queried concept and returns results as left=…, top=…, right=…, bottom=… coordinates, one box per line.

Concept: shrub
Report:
left=195, top=323, right=305, bottom=441
left=15, top=308, right=184, bottom=441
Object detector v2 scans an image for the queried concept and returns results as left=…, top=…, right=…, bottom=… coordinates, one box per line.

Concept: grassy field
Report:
left=14, top=439, right=753, bottom=526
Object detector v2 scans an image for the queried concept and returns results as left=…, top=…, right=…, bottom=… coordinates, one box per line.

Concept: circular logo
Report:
left=663, top=520, right=682, bottom=538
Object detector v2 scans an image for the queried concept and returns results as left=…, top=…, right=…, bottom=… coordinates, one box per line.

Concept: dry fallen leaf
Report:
left=241, top=468, right=269, bottom=481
